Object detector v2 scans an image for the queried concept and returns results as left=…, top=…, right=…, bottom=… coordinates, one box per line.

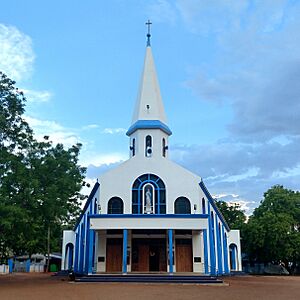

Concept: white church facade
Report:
left=62, top=31, right=242, bottom=276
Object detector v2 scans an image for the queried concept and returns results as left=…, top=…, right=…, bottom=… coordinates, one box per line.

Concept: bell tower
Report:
left=126, top=21, right=172, bottom=159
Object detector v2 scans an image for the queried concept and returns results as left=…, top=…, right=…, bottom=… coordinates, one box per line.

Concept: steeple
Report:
left=127, top=22, right=171, bottom=137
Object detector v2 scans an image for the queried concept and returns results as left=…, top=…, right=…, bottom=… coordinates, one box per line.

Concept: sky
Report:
left=1, top=0, right=300, bottom=215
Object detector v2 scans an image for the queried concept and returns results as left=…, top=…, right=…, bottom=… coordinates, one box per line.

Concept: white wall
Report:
left=228, top=229, right=242, bottom=271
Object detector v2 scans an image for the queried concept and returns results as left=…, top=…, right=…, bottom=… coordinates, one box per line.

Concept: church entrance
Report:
left=106, top=238, right=123, bottom=272
left=175, top=239, right=193, bottom=272
left=131, top=238, right=167, bottom=272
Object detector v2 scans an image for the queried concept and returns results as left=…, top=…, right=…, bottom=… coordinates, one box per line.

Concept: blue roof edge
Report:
left=199, top=180, right=230, bottom=231
left=74, top=182, right=100, bottom=231
left=126, top=120, right=172, bottom=136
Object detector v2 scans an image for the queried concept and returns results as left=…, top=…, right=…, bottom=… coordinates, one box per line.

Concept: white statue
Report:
left=145, top=187, right=153, bottom=214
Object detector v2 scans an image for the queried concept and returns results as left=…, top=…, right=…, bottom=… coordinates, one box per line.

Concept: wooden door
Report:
left=176, top=241, right=193, bottom=272
left=106, top=239, right=122, bottom=272
left=138, top=244, right=149, bottom=271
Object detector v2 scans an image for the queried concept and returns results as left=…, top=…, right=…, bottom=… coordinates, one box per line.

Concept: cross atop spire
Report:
left=145, top=20, right=152, bottom=47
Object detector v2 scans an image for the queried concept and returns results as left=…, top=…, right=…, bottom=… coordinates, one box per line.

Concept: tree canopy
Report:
left=243, top=185, right=300, bottom=267
left=0, top=72, right=86, bottom=261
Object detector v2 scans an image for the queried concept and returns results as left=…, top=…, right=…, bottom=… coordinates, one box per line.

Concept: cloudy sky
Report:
left=1, top=0, right=299, bottom=214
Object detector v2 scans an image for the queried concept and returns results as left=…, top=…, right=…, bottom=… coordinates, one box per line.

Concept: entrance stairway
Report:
left=74, top=273, right=223, bottom=284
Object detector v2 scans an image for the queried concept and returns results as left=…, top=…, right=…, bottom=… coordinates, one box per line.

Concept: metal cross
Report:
left=145, top=20, right=152, bottom=46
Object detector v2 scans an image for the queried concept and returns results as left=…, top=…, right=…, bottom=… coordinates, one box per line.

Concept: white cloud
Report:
left=25, top=115, right=82, bottom=148
left=0, top=24, right=34, bottom=81
left=20, top=89, right=52, bottom=103
left=82, top=124, right=99, bottom=130
left=102, top=128, right=126, bottom=134
left=81, top=153, right=126, bottom=167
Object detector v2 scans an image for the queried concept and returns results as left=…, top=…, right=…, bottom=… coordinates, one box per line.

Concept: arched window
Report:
left=132, top=174, right=166, bottom=214
left=145, top=135, right=152, bottom=157
left=174, top=197, right=191, bottom=214
left=107, top=197, right=124, bottom=214
left=162, top=138, right=166, bottom=157
left=202, top=198, right=206, bottom=214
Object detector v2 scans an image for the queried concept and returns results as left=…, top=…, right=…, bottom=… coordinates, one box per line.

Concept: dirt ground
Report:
left=0, top=273, right=300, bottom=300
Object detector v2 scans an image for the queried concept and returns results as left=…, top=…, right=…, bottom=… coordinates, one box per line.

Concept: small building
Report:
left=62, top=30, right=242, bottom=275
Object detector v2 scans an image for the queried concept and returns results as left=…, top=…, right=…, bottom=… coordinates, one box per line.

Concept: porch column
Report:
left=203, top=229, right=209, bottom=274
left=122, top=229, right=128, bottom=273
left=168, top=229, right=173, bottom=273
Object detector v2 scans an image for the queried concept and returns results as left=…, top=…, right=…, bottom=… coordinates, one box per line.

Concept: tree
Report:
left=216, top=200, right=246, bottom=230
left=243, top=185, right=300, bottom=271
left=0, top=72, right=86, bottom=265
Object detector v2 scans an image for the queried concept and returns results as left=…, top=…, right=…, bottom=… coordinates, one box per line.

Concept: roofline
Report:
left=199, top=180, right=230, bottom=231
left=74, top=182, right=100, bottom=230
left=126, top=120, right=172, bottom=136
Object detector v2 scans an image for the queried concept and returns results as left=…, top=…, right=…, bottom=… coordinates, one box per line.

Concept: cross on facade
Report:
left=145, top=20, right=152, bottom=46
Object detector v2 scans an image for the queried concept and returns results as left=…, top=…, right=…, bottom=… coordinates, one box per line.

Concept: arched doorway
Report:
left=229, top=243, right=238, bottom=271
left=174, top=197, right=191, bottom=214
left=65, top=243, right=74, bottom=270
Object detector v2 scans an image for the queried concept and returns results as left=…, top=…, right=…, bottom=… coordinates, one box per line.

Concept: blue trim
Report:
left=89, top=213, right=209, bottom=219
left=216, top=219, right=223, bottom=274
left=74, top=231, right=79, bottom=272
left=222, top=226, right=229, bottom=274
left=203, top=229, right=208, bottom=274
left=122, top=229, right=128, bottom=273
left=126, top=120, right=172, bottom=136
left=199, top=181, right=230, bottom=231
left=208, top=205, right=216, bottom=275
left=74, top=182, right=100, bottom=231
left=168, top=229, right=173, bottom=273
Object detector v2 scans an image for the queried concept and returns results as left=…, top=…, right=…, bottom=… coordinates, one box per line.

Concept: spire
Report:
left=126, top=23, right=172, bottom=137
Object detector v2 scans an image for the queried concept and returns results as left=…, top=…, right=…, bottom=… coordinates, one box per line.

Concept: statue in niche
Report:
left=145, top=186, right=153, bottom=214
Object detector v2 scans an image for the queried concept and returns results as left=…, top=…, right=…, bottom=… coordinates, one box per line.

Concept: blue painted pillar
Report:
left=74, top=231, right=79, bottom=272
left=168, top=229, right=173, bottom=273
left=222, top=227, right=229, bottom=274
left=8, top=258, right=13, bottom=273
left=216, top=219, right=223, bottom=274
left=87, top=229, right=94, bottom=274
left=79, top=223, right=85, bottom=273
left=203, top=229, right=209, bottom=274
left=208, top=206, right=216, bottom=275
left=122, top=229, right=128, bottom=273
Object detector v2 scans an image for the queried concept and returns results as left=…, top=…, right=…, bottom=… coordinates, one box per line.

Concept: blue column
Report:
left=208, top=206, right=216, bottom=275
left=168, top=229, right=173, bottom=273
left=122, top=229, right=128, bottom=273
left=203, top=229, right=209, bottom=274
left=222, top=226, right=229, bottom=274
left=79, top=223, right=85, bottom=273
left=87, top=229, right=94, bottom=274
left=74, top=231, right=79, bottom=272
left=216, top=219, right=223, bottom=274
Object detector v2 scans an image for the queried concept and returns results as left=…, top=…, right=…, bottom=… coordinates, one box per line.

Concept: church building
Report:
left=62, top=27, right=242, bottom=276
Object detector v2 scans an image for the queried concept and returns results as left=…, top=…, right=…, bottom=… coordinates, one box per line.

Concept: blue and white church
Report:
left=62, top=29, right=242, bottom=276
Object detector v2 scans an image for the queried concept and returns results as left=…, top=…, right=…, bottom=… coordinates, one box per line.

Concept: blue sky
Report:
left=1, top=0, right=300, bottom=214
